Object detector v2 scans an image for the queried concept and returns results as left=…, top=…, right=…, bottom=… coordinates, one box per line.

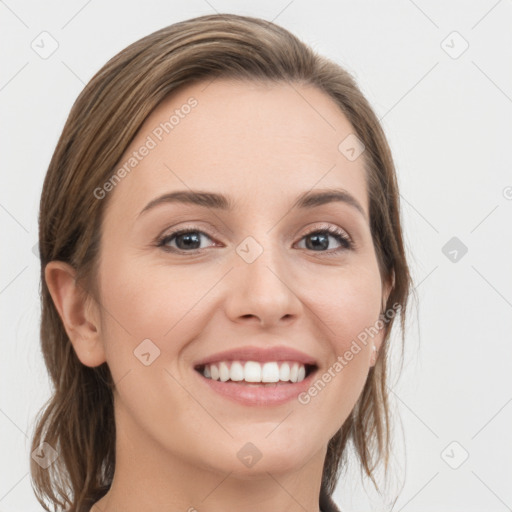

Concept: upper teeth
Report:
left=202, top=361, right=307, bottom=383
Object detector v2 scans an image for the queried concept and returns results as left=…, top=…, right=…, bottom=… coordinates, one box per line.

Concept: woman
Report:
left=31, top=13, right=412, bottom=512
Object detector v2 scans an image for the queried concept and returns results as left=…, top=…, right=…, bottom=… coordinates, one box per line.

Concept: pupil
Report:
left=177, top=232, right=200, bottom=250
left=307, top=233, right=328, bottom=251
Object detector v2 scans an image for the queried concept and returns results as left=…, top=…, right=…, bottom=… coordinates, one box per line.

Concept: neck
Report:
left=90, top=403, right=326, bottom=512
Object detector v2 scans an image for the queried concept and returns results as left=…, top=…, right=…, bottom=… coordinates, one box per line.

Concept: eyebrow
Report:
left=137, top=187, right=367, bottom=220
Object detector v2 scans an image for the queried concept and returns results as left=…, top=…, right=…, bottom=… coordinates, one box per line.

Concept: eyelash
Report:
left=156, top=224, right=354, bottom=255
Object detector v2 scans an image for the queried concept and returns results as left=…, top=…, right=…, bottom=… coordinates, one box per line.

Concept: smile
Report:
left=196, top=360, right=315, bottom=384
left=194, top=360, right=318, bottom=406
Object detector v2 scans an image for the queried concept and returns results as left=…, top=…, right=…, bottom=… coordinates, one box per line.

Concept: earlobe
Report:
left=369, top=344, right=378, bottom=367
left=44, top=261, right=106, bottom=367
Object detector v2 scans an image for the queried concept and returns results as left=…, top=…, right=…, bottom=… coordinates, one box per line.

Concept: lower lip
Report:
left=195, top=368, right=318, bottom=406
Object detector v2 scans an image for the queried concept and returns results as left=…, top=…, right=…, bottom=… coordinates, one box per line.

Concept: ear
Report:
left=44, top=261, right=106, bottom=367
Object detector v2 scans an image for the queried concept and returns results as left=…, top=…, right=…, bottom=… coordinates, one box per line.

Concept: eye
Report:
left=295, top=225, right=353, bottom=253
left=156, top=224, right=353, bottom=254
left=157, top=228, right=217, bottom=253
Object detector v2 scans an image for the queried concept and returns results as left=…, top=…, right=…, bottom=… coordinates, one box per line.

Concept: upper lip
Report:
left=193, top=345, right=318, bottom=368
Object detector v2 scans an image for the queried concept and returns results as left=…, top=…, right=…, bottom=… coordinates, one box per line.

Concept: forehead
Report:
left=105, top=78, right=368, bottom=220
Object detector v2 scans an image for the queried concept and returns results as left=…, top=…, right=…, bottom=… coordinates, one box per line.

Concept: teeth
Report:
left=244, top=361, right=261, bottom=382
left=219, top=361, right=230, bottom=382
left=200, top=360, right=309, bottom=384
left=230, top=361, right=244, bottom=381
left=279, top=362, right=290, bottom=381
left=261, top=362, right=280, bottom=383
left=290, top=362, right=299, bottom=383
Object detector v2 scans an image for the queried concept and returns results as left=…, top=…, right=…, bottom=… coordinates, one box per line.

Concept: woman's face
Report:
left=94, top=79, right=389, bottom=478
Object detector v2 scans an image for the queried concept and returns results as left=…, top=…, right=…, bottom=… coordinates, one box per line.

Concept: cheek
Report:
left=312, top=262, right=383, bottom=346
left=97, top=254, right=217, bottom=381
left=99, top=255, right=200, bottom=337
left=96, top=259, right=199, bottom=428
left=303, top=263, right=382, bottom=414
left=299, top=284, right=379, bottom=441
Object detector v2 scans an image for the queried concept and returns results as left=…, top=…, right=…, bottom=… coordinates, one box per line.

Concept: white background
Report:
left=1, top=1, right=511, bottom=511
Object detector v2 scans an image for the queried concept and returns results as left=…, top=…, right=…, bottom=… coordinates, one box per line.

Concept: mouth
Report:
left=194, top=360, right=318, bottom=386
left=193, top=360, right=319, bottom=406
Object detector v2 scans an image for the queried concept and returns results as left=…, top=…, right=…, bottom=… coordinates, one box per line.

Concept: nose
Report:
left=223, top=237, right=302, bottom=328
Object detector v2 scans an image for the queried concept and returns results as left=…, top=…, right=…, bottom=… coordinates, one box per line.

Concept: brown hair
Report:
left=31, top=13, right=413, bottom=511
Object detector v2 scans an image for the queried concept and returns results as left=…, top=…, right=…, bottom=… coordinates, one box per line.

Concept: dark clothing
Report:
left=320, top=487, right=342, bottom=512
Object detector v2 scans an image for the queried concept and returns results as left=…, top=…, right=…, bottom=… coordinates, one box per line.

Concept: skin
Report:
left=46, top=79, right=391, bottom=512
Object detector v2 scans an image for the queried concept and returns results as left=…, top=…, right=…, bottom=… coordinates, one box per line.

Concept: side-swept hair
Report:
left=31, top=13, right=412, bottom=512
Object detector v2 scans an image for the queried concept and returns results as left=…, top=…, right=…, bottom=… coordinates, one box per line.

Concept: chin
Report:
left=214, top=438, right=315, bottom=478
